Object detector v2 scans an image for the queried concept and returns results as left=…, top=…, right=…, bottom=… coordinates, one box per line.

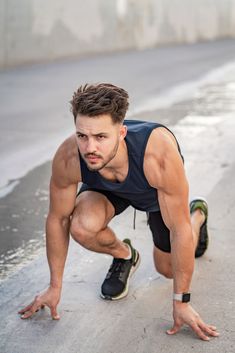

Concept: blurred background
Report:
left=1, top=0, right=235, bottom=68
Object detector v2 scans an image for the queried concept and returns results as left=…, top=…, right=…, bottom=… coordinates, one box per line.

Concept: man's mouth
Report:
left=85, top=154, right=102, bottom=163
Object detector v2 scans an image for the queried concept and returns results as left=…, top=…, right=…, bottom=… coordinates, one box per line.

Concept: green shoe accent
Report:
left=123, top=238, right=137, bottom=263
left=190, top=197, right=209, bottom=258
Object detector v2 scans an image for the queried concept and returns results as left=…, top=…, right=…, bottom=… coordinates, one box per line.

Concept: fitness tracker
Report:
left=173, top=292, right=191, bottom=303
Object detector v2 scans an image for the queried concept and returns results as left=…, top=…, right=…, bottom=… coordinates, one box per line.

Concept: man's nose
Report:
left=86, top=138, right=97, bottom=153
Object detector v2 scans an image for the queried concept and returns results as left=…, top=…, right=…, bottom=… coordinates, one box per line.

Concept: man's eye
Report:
left=97, top=135, right=106, bottom=139
left=77, top=134, right=86, bottom=139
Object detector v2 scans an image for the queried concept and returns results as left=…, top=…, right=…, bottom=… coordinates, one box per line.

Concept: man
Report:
left=19, top=83, right=219, bottom=341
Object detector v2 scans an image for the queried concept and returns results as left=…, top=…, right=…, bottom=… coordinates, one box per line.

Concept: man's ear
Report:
left=120, top=124, right=127, bottom=140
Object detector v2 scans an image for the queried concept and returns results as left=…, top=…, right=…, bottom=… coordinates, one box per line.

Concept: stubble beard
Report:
left=82, top=141, right=119, bottom=172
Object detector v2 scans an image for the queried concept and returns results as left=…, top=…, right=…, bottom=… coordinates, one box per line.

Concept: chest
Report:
left=98, top=164, right=129, bottom=183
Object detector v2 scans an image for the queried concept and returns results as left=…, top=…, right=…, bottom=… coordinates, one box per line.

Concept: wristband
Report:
left=173, top=292, right=191, bottom=303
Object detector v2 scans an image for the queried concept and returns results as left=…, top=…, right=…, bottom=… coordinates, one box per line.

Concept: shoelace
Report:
left=108, top=259, right=129, bottom=278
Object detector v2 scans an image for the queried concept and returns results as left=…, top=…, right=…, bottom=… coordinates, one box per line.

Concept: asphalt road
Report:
left=1, top=39, right=235, bottom=278
left=1, top=38, right=235, bottom=191
left=0, top=39, right=235, bottom=352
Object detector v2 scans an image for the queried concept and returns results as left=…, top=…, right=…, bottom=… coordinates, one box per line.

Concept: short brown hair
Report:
left=70, top=83, right=129, bottom=124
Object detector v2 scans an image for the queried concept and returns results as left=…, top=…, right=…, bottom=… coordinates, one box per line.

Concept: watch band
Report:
left=173, top=292, right=191, bottom=303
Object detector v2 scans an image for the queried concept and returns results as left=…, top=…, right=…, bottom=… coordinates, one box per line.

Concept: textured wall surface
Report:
left=1, top=0, right=235, bottom=68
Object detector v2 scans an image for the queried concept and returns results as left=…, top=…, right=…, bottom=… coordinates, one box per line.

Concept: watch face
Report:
left=182, top=293, right=191, bottom=303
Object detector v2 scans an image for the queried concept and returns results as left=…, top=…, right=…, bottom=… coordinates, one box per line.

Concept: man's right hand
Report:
left=18, top=286, right=61, bottom=320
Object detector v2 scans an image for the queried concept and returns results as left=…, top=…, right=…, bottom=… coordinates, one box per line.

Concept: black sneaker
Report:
left=190, top=197, right=209, bottom=258
left=100, top=239, right=140, bottom=300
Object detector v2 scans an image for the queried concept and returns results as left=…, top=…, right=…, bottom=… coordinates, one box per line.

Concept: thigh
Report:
left=78, top=184, right=131, bottom=216
left=148, top=211, right=171, bottom=253
left=73, top=186, right=130, bottom=232
left=73, top=190, right=115, bottom=232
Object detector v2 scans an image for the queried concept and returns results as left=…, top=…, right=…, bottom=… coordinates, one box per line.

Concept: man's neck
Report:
left=99, top=140, right=128, bottom=182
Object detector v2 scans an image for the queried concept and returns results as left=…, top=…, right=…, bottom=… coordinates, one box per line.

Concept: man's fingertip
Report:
left=166, top=330, right=173, bottom=335
left=53, top=315, right=60, bottom=320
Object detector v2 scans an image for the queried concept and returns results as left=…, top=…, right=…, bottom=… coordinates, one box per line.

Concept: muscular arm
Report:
left=157, top=151, right=194, bottom=294
left=46, top=177, right=77, bottom=289
left=19, top=136, right=81, bottom=319
left=144, top=128, right=218, bottom=340
left=46, top=135, right=80, bottom=289
left=144, top=128, right=194, bottom=294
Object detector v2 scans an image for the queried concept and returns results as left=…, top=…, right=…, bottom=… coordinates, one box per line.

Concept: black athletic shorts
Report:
left=78, top=184, right=171, bottom=253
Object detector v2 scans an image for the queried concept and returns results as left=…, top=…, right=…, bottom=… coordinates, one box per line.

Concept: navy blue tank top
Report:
left=79, top=120, right=182, bottom=212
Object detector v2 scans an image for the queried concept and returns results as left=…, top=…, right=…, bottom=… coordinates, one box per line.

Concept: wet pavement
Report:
left=0, top=162, right=50, bottom=281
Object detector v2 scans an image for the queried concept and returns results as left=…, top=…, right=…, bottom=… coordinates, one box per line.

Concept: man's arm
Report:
left=46, top=177, right=77, bottom=290
left=19, top=137, right=80, bottom=319
left=144, top=128, right=219, bottom=340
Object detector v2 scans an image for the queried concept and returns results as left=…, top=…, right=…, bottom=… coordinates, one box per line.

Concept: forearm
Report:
left=170, top=224, right=195, bottom=293
left=46, top=213, right=70, bottom=289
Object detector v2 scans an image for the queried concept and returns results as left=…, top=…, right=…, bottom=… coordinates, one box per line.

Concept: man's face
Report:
left=75, top=114, right=126, bottom=171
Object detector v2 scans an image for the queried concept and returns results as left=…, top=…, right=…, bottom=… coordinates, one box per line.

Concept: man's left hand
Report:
left=167, top=302, right=219, bottom=341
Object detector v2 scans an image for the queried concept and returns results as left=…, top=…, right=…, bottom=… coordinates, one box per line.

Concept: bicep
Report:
left=48, top=140, right=80, bottom=219
left=158, top=177, right=189, bottom=233
left=145, top=142, right=190, bottom=232
left=49, top=177, right=77, bottom=220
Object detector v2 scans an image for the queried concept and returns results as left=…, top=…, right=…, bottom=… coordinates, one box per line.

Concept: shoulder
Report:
left=52, top=134, right=81, bottom=188
left=146, top=127, right=178, bottom=156
left=144, top=127, right=184, bottom=189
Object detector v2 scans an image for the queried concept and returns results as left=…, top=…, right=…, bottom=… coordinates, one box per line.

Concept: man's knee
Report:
left=153, top=247, right=173, bottom=279
left=70, top=191, right=113, bottom=247
left=154, top=262, right=173, bottom=279
left=70, top=215, right=100, bottom=247
left=70, top=220, right=90, bottom=245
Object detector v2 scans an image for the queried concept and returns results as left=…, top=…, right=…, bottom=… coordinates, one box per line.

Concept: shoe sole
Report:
left=100, top=252, right=141, bottom=301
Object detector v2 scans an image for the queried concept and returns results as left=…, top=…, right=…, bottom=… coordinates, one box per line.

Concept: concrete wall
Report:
left=1, top=0, right=235, bottom=68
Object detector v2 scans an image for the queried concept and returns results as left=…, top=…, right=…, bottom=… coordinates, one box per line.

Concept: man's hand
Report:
left=167, top=302, right=219, bottom=341
left=18, top=286, right=61, bottom=320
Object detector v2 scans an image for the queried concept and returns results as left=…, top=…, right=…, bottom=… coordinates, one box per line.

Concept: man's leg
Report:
left=70, top=190, right=140, bottom=300
left=151, top=205, right=206, bottom=278
left=70, top=191, right=130, bottom=258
